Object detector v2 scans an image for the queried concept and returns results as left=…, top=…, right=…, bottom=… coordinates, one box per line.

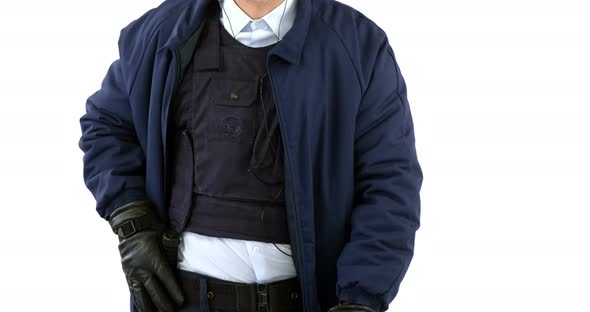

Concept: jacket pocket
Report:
left=167, top=128, right=194, bottom=231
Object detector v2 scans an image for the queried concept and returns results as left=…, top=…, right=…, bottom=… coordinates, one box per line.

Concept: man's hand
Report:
left=328, top=302, right=376, bottom=312
left=108, top=200, right=184, bottom=312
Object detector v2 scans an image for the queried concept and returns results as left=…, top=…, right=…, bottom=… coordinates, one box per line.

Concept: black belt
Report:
left=178, top=269, right=303, bottom=312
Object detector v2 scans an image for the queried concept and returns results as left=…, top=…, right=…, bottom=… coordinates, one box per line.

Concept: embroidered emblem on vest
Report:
left=220, top=114, right=243, bottom=138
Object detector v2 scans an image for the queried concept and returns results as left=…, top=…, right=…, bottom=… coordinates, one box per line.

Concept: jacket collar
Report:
left=270, top=0, right=311, bottom=65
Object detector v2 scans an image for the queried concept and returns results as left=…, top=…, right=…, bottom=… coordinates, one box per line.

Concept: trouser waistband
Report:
left=177, top=269, right=303, bottom=312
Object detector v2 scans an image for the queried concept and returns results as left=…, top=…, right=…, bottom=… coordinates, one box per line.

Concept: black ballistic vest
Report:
left=167, top=3, right=290, bottom=244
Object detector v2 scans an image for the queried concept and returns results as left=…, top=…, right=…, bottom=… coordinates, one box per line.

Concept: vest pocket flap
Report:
left=211, top=76, right=259, bottom=107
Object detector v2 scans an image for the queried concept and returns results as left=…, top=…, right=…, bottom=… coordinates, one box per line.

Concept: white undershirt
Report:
left=177, top=0, right=299, bottom=283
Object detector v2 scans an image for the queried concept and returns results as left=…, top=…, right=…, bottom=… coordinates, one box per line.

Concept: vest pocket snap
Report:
left=210, top=76, right=259, bottom=107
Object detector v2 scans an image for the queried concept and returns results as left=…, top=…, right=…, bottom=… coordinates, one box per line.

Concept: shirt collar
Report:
left=220, top=0, right=298, bottom=39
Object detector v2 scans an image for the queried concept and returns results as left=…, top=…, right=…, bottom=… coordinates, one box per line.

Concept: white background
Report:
left=0, top=0, right=588, bottom=311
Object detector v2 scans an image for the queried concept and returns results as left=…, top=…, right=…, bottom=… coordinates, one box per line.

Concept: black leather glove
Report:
left=109, top=200, right=184, bottom=312
left=328, top=302, right=376, bottom=312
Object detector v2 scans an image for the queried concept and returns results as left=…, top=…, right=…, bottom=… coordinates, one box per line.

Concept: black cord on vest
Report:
left=278, top=0, right=287, bottom=41
left=219, top=0, right=236, bottom=39
left=273, top=243, right=292, bottom=257
left=260, top=72, right=292, bottom=257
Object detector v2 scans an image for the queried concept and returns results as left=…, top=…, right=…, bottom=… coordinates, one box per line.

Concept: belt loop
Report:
left=257, top=283, right=269, bottom=312
left=199, top=277, right=210, bottom=312
left=234, top=284, right=241, bottom=312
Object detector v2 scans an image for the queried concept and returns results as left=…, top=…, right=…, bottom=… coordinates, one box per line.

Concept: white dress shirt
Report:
left=177, top=0, right=299, bottom=284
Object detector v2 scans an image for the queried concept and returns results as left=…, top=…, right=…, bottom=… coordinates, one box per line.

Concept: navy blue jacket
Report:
left=78, top=0, right=423, bottom=311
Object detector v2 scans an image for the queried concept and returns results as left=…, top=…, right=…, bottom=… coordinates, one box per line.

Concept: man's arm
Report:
left=78, top=29, right=185, bottom=312
left=78, top=53, right=147, bottom=220
left=335, top=35, right=423, bottom=312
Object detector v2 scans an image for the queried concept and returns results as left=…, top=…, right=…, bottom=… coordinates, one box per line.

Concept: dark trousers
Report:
left=176, top=269, right=303, bottom=312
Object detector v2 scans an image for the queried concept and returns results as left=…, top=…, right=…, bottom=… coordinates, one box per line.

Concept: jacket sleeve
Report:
left=78, top=33, right=147, bottom=220
left=335, top=36, right=423, bottom=312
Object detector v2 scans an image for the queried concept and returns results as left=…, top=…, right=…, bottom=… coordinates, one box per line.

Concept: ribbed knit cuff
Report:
left=102, top=188, right=147, bottom=221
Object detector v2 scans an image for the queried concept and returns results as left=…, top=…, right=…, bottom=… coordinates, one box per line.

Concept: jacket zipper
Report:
left=162, top=47, right=181, bottom=209
left=266, top=56, right=307, bottom=310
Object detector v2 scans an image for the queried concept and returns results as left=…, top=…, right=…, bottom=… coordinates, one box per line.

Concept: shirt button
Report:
left=253, top=20, right=263, bottom=30
left=253, top=246, right=260, bottom=253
